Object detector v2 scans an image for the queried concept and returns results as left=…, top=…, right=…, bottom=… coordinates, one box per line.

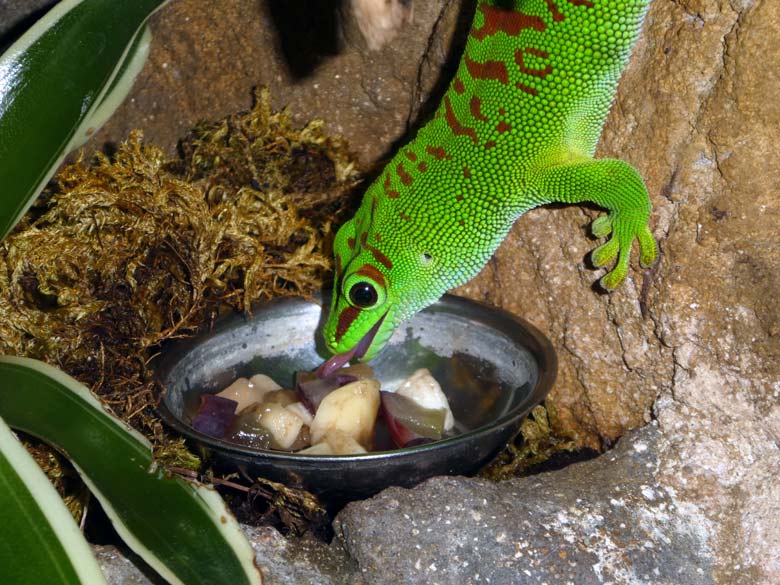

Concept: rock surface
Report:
left=336, top=426, right=714, bottom=585
left=5, top=0, right=780, bottom=583
left=0, top=0, right=56, bottom=41
left=94, top=526, right=362, bottom=585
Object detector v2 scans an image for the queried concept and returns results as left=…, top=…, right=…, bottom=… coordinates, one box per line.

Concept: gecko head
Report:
left=320, top=198, right=448, bottom=376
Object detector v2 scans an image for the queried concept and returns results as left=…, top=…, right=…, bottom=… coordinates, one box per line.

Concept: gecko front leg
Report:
left=529, top=156, right=658, bottom=290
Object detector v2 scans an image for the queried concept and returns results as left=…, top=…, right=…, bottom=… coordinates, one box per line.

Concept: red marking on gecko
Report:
left=453, top=77, right=466, bottom=94
left=361, top=232, right=393, bottom=270
left=543, top=0, right=566, bottom=21
left=463, top=167, right=472, bottom=178
left=384, top=173, right=399, bottom=197
left=418, top=162, right=428, bottom=172
left=465, top=55, right=509, bottom=86
left=484, top=140, right=497, bottom=149
left=496, top=120, right=512, bottom=133
left=456, top=195, right=464, bottom=201
left=445, top=95, right=478, bottom=145
left=335, top=306, right=361, bottom=342
left=471, top=5, right=546, bottom=40
left=405, top=151, right=418, bottom=162
left=470, top=96, right=489, bottom=122
left=516, top=48, right=552, bottom=78
left=516, top=82, right=538, bottom=96
left=426, top=145, right=451, bottom=160
left=397, top=163, right=414, bottom=186
left=356, top=264, right=386, bottom=288
left=545, top=0, right=595, bottom=21
left=347, top=237, right=356, bottom=249
left=400, top=211, right=410, bottom=221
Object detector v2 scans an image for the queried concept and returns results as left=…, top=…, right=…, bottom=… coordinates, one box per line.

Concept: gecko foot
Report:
left=591, top=213, right=657, bottom=290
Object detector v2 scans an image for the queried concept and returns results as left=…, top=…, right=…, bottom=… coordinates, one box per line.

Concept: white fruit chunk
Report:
left=299, top=431, right=368, bottom=456
left=249, top=374, right=283, bottom=393
left=216, top=374, right=281, bottom=413
left=298, top=442, right=334, bottom=455
left=285, top=401, right=314, bottom=426
left=257, top=402, right=304, bottom=449
left=395, top=368, right=454, bottom=431
left=309, top=379, right=380, bottom=448
left=324, top=430, right=368, bottom=455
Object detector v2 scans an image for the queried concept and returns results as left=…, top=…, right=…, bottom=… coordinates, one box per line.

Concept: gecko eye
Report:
left=349, top=281, right=379, bottom=308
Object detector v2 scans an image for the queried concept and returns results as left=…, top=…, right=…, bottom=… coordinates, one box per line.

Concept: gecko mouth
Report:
left=317, top=312, right=388, bottom=378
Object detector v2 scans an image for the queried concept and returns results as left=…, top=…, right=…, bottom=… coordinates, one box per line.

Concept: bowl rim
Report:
left=155, top=293, right=557, bottom=463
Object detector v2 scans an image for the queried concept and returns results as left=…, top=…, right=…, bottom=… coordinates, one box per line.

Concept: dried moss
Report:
left=480, top=405, right=581, bottom=481
left=0, top=89, right=360, bottom=526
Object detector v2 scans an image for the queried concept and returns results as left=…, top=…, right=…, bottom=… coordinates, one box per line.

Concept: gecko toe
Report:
left=591, top=215, right=613, bottom=238
left=638, top=226, right=658, bottom=268
left=591, top=237, right=619, bottom=267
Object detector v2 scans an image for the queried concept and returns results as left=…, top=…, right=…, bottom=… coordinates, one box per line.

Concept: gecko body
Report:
left=323, top=0, right=657, bottom=365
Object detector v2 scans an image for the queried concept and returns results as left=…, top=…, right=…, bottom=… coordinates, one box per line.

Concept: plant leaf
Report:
left=0, top=356, right=263, bottom=585
left=0, top=0, right=170, bottom=239
left=0, top=417, right=108, bottom=585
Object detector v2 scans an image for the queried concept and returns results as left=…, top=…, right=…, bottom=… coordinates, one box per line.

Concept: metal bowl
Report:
left=156, top=294, right=556, bottom=503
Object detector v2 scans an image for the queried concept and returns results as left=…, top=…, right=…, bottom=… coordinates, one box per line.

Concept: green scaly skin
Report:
left=324, top=0, right=658, bottom=362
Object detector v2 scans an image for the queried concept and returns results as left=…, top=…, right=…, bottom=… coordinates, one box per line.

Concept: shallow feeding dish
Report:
left=156, top=294, right=556, bottom=503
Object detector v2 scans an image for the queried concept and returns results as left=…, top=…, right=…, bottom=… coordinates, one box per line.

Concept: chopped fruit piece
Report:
left=216, top=374, right=280, bottom=413
left=227, top=407, right=273, bottom=450
left=299, top=442, right=334, bottom=455
left=323, top=430, right=368, bottom=455
left=296, top=372, right=358, bottom=413
left=339, top=363, right=375, bottom=380
left=381, top=391, right=446, bottom=447
left=249, top=374, right=283, bottom=393
left=192, top=394, right=238, bottom=438
left=262, top=388, right=299, bottom=407
left=395, top=368, right=454, bottom=431
left=285, top=401, right=314, bottom=426
left=235, top=401, right=305, bottom=450
left=309, top=379, right=380, bottom=448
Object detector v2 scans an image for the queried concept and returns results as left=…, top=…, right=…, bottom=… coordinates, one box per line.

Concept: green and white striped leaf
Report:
left=0, top=417, right=107, bottom=585
left=0, top=356, right=263, bottom=585
left=0, top=0, right=170, bottom=239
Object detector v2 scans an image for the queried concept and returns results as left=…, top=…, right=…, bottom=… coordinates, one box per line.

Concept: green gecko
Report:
left=321, top=0, right=657, bottom=371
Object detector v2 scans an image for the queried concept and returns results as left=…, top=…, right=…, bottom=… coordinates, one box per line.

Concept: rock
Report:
left=94, top=526, right=362, bottom=585
left=93, top=545, right=153, bottom=585
left=85, top=0, right=469, bottom=165
left=335, top=426, right=714, bottom=585
left=0, top=0, right=57, bottom=41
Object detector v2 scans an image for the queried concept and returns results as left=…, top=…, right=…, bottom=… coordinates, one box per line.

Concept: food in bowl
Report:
left=190, top=365, right=457, bottom=454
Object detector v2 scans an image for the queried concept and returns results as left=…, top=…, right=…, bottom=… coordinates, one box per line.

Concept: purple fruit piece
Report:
left=296, top=372, right=358, bottom=414
left=192, top=394, right=238, bottom=438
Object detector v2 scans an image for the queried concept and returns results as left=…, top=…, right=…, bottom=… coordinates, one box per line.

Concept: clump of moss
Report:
left=480, top=405, right=581, bottom=481
left=0, top=89, right=360, bottom=522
